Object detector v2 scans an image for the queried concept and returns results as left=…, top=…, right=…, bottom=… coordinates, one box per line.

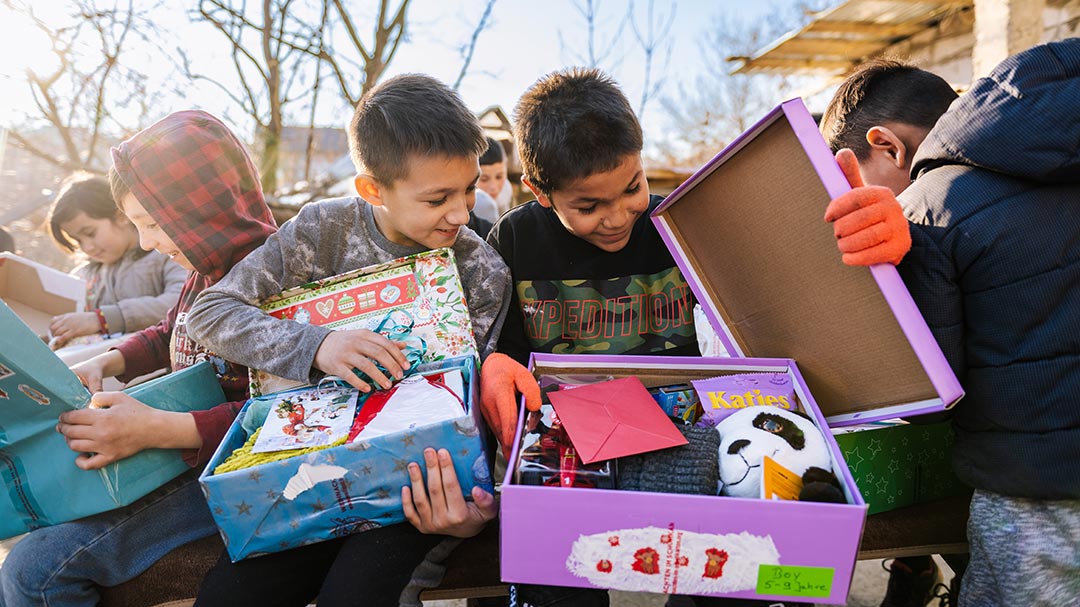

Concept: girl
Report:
left=46, top=173, right=186, bottom=348
left=0, top=111, right=277, bottom=607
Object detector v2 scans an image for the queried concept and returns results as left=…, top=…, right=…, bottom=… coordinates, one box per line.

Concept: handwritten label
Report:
left=756, top=564, right=834, bottom=598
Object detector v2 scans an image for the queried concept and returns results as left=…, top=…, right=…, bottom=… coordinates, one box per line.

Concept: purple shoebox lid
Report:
left=651, top=98, right=963, bottom=425
left=500, top=354, right=868, bottom=604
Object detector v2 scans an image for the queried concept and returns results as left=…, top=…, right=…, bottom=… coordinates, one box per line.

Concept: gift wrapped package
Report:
left=200, top=355, right=491, bottom=561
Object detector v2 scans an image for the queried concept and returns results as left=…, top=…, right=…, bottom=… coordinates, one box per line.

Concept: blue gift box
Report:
left=0, top=299, right=226, bottom=538
left=199, top=355, right=491, bottom=561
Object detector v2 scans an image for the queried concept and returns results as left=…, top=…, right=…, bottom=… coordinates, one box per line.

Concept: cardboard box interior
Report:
left=653, top=101, right=962, bottom=422
left=0, top=253, right=83, bottom=336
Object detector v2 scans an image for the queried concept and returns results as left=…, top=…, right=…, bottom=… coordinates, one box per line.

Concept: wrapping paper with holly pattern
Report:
left=250, top=248, right=478, bottom=396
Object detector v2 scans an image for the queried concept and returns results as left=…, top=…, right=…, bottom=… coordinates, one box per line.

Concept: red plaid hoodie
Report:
left=110, top=110, right=277, bottom=467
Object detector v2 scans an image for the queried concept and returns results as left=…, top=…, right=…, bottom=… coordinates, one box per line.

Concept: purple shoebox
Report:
left=501, top=354, right=866, bottom=603
left=499, top=99, right=965, bottom=603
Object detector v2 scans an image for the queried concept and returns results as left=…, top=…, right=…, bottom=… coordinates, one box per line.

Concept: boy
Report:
left=185, top=73, right=511, bottom=606
left=822, top=43, right=1080, bottom=606
left=480, top=67, right=701, bottom=451
left=479, top=136, right=512, bottom=216
left=482, top=68, right=806, bottom=607
left=0, top=110, right=278, bottom=607
left=820, top=59, right=957, bottom=607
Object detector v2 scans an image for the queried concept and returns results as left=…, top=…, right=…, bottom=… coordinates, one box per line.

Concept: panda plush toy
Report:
left=714, top=407, right=845, bottom=503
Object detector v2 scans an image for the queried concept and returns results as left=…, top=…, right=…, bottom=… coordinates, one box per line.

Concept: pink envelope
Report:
left=547, top=377, right=688, bottom=464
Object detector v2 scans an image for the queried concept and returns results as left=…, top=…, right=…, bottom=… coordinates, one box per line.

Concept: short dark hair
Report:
left=821, top=59, right=957, bottom=159
left=48, top=172, right=126, bottom=252
left=514, top=68, right=642, bottom=195
left=479, top=136, right=505, bottom=166
left=349, top=74, right=487, bottom=185
left=108, top=165, right=131, bottom=209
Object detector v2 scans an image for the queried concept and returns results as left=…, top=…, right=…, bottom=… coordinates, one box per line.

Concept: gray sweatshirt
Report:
left=76, top=248, right=187, bottom=334
left=186, top=197, right=511, bottom=384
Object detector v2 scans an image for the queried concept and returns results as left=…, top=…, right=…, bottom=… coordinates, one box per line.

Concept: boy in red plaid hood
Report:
left=0, top=110, right=276, bottom=607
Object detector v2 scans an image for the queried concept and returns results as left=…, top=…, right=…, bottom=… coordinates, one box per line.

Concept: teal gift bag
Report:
left=0, top=299, right=226, bottom=538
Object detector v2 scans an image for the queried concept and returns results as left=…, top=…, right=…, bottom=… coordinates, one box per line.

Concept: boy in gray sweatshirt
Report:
left=186, top=74, right=510, bottom=607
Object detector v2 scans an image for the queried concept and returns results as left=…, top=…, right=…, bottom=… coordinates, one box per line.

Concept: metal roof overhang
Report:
left=731, top=0, right=973, bottom=75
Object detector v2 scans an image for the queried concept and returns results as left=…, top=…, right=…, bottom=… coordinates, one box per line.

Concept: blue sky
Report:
left=0, top=0, right=807, bottom=145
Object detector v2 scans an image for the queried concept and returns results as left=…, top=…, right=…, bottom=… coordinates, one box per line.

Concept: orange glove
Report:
left=824, top=149, right=912, bottom=266
left=479, top=353, right=542, bottom=458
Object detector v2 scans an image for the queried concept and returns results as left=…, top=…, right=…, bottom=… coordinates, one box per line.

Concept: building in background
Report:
left=732, top=0, right=1078, bottom=101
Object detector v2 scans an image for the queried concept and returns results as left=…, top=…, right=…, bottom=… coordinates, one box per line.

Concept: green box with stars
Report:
left=199, top=355, right=492, bottom=561
left=831, top=421, right=968, bottom=515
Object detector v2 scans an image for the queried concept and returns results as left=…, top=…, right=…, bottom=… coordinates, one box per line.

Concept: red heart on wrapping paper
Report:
left=632, top=547, right=660, bottom=575
left=608, top=536, right=620, bottom=547
left=596, top=560, right=612, bottom=573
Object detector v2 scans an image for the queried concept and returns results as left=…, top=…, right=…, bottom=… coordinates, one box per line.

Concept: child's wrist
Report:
left=93, top=308, right=109, bottom=334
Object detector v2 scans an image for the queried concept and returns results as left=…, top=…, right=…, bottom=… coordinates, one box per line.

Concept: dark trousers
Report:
left=194, top=523, right=443, bottom=607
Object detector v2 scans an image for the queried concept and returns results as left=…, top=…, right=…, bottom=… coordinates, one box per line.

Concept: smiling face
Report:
left=529, top=153, right=650, bottom=253
left=119, top=193, right=195, bottom=271
left=357, top=153, right=480, bottom=250
left=58, top=212, right=137, bottom=265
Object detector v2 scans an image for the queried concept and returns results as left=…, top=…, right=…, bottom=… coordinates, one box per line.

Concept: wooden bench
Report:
left=101, top=493, right=970, bottom=607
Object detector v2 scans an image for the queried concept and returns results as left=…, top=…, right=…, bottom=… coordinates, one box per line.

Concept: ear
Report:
left=866, top=126, right=909, bottom=169
left=521, top=176, right=553, bottom=209
left=354, top=175, right=384, bottom=207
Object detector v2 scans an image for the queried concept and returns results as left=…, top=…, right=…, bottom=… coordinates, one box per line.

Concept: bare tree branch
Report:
left=452, top=0, right=496, bottom=90
left=629, top=0, right=676, bottom=116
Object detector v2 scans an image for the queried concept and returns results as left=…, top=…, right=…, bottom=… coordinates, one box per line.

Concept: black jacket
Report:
left=897, top=39, right=1080, bottom=499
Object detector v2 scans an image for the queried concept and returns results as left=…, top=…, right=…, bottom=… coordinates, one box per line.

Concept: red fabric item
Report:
left=479, top=353, right=541, bottom=457
left=824, top=149, right=913, bottom=266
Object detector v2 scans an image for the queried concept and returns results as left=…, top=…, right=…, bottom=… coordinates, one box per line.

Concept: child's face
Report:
left=120, top=193, right=196, bottom=272
left=478, top=161, right=507, bottom=200
left=60, top=212, right=136, bottom=265
left=360, top=154, right=480, bottom=250
left=534, top=153, right=649, bottom=253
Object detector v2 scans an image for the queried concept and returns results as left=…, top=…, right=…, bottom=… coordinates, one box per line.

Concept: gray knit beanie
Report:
left=617, top=424, right=720, bottom=495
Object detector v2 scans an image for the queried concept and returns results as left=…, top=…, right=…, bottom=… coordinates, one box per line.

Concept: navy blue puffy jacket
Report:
left=897, top=39, right=1080, bottom=499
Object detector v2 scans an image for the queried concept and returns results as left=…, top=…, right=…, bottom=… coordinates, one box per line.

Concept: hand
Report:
left=49, top=312, right=101, bottom=348
left=402, top=448, right=496, bottom=538
left=70, top=350, right=125, bottom=393
left=824, top=149, right=912, bottom=266
left=312, top=329, right=410, bottom=392
left=55, top=392, right=198, bottom=470
left=479, top=353, right=541, bottom=458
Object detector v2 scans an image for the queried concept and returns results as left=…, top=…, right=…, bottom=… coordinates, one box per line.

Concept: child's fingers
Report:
left=435, top=449, right=466, bottom=512
left=834, top=149, right=865, bottom=189
left=343, top=354, right=392, bottom=391
left=59, top=408, right=100, bottom=427
left=401, top=486, right=422, bottom=528
left=406, top=461, right=432, bottom=524
left=56, top=419, right=97, bottom=441
left=88, top=391, right=127, bottom=408
left=63, top=437, right=98, bottom=454
left=471, top=486, right=498, bottom=521
left=75, top=452, right=111, bottom=470
left=423, top=448, right=447, bottom=510
left=333, top=363, right=374, bottom=393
